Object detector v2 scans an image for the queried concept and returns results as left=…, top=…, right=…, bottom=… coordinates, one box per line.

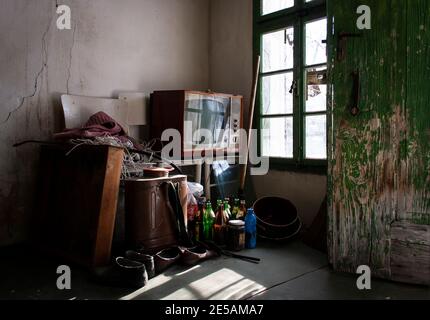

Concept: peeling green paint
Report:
left=327, top=0, right=430, bottom=280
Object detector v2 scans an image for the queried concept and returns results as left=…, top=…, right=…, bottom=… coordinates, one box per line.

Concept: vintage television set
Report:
left=150, top=90, right=243, bottom=159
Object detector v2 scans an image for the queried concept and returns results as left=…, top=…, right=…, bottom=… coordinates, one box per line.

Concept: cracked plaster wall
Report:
left=0, top=0, right=210, bottom=245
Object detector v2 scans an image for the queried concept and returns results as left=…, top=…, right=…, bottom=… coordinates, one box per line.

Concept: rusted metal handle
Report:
left=350, top=70, right=360, bottom=116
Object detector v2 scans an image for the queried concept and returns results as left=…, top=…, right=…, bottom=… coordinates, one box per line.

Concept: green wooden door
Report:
left=327, top=0, right=430, bottom=284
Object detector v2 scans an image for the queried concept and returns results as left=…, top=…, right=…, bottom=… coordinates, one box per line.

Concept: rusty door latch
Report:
left=350, top=70, right=360, bottom=116
left=289, top=80, right=298, bottom=96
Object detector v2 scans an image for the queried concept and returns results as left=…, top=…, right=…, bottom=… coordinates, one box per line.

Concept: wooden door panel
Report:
left=328, top=0, right=408, bottom=279
left=328, top=0, right=430, bottom=284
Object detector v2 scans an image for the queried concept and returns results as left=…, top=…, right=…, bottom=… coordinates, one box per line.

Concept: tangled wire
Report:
left=67, top=136, right=161, bottom=179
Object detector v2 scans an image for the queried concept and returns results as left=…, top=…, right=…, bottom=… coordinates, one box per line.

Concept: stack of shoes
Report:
left=93, top=245, right=219, bottom=288
left=126, top=245, right=219, bottom=274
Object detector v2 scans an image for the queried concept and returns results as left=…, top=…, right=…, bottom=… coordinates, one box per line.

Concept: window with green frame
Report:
left=254, top=0, right=327, bottom=169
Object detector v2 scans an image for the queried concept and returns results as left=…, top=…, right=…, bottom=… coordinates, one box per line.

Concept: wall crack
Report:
left=0, top=6, right=54, bottom=127
left=66, top=23, right=77, bottom=95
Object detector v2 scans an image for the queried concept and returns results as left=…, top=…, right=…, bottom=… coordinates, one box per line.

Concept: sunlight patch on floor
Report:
left=161, top=268, right=266, bottom=300
left=120, top=265, right=203, bottom=300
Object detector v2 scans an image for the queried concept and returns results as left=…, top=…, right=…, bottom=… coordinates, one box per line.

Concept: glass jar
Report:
left=227, top=220, right=245, bottom=252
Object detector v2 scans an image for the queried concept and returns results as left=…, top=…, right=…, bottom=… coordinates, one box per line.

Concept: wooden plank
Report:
left=391, top=222, right=430, bottom=245
left=93, top=147, right=124, bottom=266
left=391, top=222, right=430, bottom=285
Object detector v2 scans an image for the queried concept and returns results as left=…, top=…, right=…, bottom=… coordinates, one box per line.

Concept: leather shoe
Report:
left=180, top=245, right=219, bottom=266
left=92, top=257, right=148, bottom=289
left=154, top=247, right=182, bottom=274
left=125, top=250, right=156, bottom=279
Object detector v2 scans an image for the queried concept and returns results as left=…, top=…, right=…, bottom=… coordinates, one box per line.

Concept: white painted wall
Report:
left=0, top=0, right=210, bottom=245
left=209, top=0, right=254, bottom=123
left=209, top=0, right=327, bottom=228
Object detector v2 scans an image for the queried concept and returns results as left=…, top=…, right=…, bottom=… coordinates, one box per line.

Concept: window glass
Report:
left=305, top=67, right=327, bottom=112
left=262, top=72, right=294, bottom=115
left=262, top=0, right=294, bottom=15
left=262, top=117, right=294, bottom=158
left=305, top=115, right=327, bottom=159
left=305, top=18, right=327, bottom=66
left=262, top=27, right=294, bottom=73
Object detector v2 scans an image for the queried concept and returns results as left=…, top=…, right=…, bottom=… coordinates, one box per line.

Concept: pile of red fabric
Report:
left=54, top=111, right=134, bottom=146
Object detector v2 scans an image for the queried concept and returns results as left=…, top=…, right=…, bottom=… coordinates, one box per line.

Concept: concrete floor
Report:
left=0, top=240, right=428, bottom=300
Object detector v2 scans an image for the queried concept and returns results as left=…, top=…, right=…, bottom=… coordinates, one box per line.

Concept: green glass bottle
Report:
left=203, top=201, right=215, bottom=241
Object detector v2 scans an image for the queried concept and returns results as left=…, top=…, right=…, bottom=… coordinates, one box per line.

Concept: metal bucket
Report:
left=124, top=175, right=188, bottom=254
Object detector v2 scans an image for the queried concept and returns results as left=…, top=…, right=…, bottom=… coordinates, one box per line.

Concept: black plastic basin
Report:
left=253, top=197, right=301, bottom=241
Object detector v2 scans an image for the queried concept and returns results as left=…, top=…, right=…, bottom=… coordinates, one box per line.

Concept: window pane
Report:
left=262, top=27, right=294, bottom=73
left=306, top=67, right=327, bottom=112
left=305, top=115, right=327, bottom=159
left=262, top=0, right=294, bottom=15
left=262, top=117, right=293, bottom=158
left=305, top=18, right=327, bottom=66
left=262, top=72, right=294, bottom=115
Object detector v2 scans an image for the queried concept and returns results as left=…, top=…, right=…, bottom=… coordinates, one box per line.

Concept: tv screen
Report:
left=185, top=96, right=231, bottom=147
